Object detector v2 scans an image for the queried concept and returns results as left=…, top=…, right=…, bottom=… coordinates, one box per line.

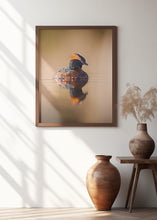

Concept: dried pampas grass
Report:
left=121, top=84, right=157, bottom=122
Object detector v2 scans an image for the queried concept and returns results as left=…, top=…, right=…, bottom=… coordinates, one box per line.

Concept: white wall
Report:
left=0, top=0, right=157, bottom=207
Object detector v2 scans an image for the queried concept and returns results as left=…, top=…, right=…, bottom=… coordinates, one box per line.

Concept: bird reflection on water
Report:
left=54, top=54, right=89, bottom=104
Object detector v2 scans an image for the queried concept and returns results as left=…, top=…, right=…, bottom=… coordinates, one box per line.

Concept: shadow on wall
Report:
left=0, top=115, right=89, bottom=206
left=0, top=0, right=91, bottom=207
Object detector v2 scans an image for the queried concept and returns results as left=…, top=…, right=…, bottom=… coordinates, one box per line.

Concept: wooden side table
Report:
left=116, top=157, right=157, bottom=213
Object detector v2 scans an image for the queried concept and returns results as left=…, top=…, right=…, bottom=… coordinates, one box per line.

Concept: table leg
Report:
left=125, top=164, right=136, bottom=208
left=152, top=165, right=157, bottom=195
left=129, top=164, right=140, bottom=213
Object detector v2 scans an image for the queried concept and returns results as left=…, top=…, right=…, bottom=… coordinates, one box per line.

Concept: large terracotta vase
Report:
left=129, top=123, right=155, bottom=159
left=86, top=155, right=121, bottom=211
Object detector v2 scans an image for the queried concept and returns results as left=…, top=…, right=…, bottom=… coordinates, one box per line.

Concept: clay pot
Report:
left=129, top=123, right=155, bottom=159
left=86, top=155, right=121, bottom=211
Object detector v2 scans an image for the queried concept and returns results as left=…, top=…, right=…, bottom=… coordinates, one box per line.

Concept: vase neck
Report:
left=95, top=155, right=112, bottom=161
left=137, top=123, right=147, bottom=132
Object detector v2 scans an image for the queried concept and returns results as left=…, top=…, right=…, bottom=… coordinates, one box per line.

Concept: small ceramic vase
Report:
left=129, top=123, right=155, bottom=159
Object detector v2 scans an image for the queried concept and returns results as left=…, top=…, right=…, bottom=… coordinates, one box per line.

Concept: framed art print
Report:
left=36, top=26, right=117, bottom=127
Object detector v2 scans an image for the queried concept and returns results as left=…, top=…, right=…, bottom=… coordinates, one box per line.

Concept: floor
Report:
left=0, top=208, right=157, bottom=220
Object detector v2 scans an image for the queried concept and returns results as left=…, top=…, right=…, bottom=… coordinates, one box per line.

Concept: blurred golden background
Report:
left=39, top=28, right=112, bottom=124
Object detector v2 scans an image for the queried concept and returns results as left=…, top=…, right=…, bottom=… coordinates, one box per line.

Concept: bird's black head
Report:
left=69, top=53, right=88, bottom=69
left=69, top=59, right=82, bottom=70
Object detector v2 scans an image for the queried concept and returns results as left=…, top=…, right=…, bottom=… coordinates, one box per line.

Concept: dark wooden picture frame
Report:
left=36, top=26, right=117, bottom=127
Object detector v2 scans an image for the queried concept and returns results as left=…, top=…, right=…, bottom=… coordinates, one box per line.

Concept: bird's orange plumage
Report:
left=70, top=54, right=83, bottom=63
